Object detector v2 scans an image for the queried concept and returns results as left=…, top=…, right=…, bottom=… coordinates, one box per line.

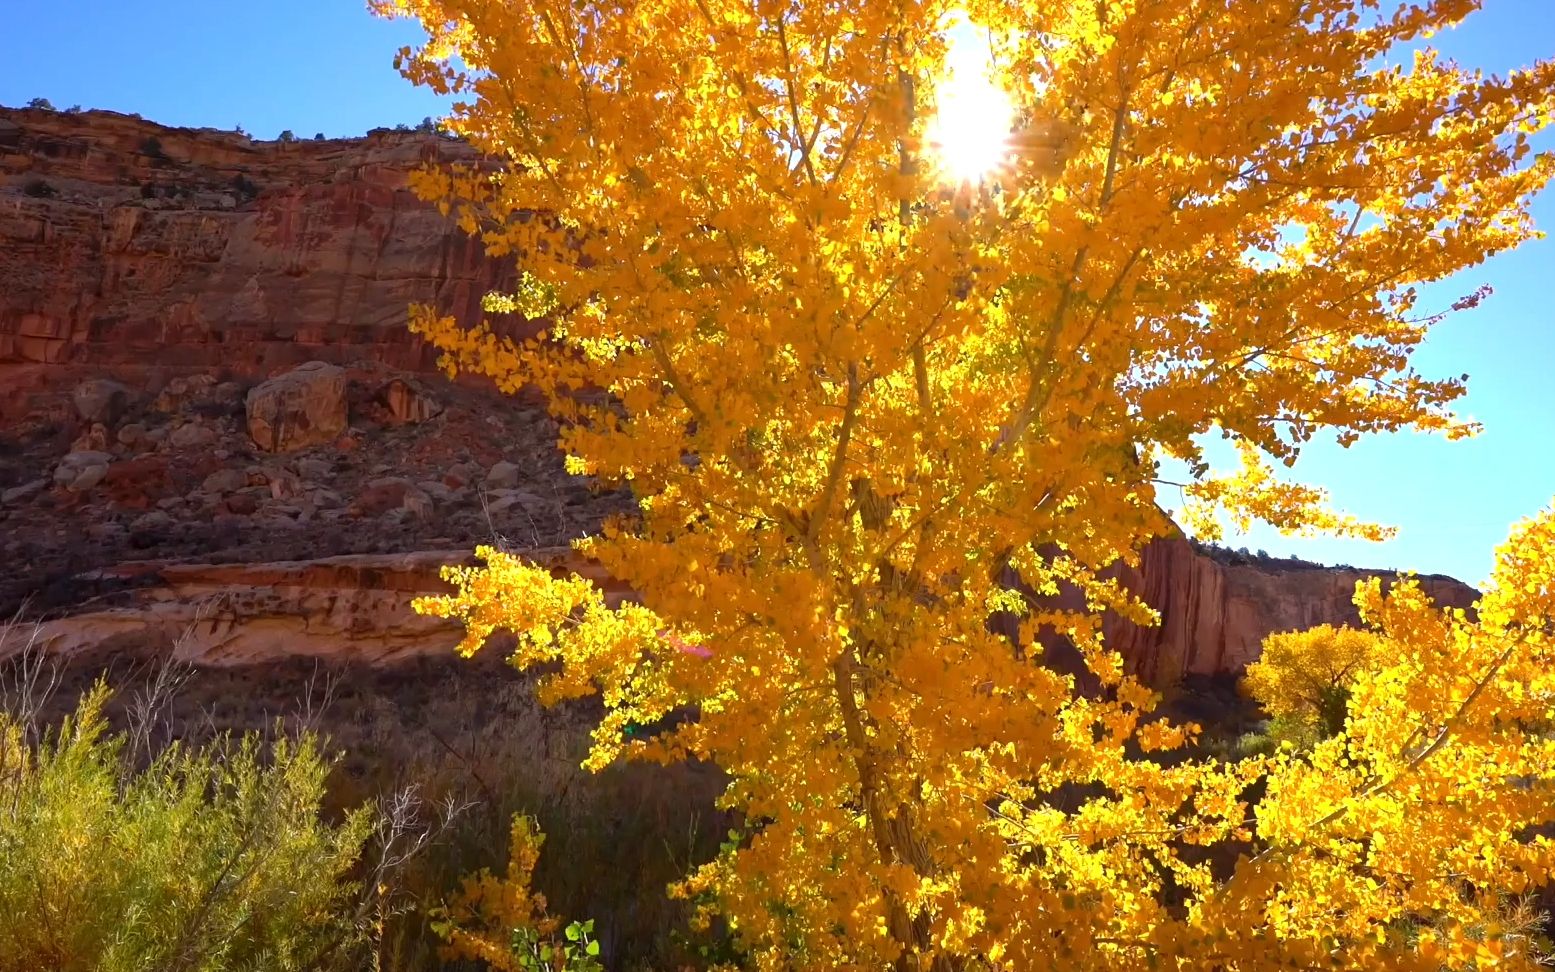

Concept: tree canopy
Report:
left=375, top=0, right=1555, bottom=967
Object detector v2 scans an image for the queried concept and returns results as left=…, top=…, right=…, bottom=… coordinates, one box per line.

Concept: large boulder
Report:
left=246, top=362, right=348, bottom=453
left=53, top=451, right=114, bottom=491
left=484, top=460, right=522, bottom=489
left=72, top=379, right=133, bottom=425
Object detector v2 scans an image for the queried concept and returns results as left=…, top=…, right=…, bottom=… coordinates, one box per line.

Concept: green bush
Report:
left=0, top=682, right=374, bottom=972
left=1232, top=713, right=1324, bottom=758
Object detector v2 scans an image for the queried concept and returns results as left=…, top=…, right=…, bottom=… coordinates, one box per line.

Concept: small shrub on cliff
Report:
left=0, top=682, right=374, bottom=972
left=24, top=97, right=53, bottom=110
left=20, top=179, right=55, bottom=199
left=229, top=172, right=260, bottom=200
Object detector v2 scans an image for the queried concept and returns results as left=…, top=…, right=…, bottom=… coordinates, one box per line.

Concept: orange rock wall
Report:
left=0, top=107, right=525, bottom=416
left=1105, top=539, right=1479, bottom=681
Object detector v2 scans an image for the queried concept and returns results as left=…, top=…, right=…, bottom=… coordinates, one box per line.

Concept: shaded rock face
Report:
left=0, top=106, right=528, bottom=419
left=0, top=357, right=631, bottom=624
left=993, top=540, right=1481, bottom=691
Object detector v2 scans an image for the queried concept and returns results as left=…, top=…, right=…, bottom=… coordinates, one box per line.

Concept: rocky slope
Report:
left=0, top=105, right=1481, bottom=684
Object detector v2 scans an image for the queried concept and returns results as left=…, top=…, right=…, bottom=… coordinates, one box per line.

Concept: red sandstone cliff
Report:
left=1105, top=539, right=1479, bottom=683
left=0, top=106, right=525, bottom=417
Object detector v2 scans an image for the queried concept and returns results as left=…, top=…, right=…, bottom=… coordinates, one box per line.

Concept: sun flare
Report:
left=925, top=14, right=1016, bottom=184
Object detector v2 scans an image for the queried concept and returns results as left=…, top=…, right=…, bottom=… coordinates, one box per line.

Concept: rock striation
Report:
left=11, top=547, right=633, bottom=667
left=0, top=106, right=526, bottom=420
left=12, top=534, right=1482, bottom=680
left=1104, top=539, right=1479, bottom=683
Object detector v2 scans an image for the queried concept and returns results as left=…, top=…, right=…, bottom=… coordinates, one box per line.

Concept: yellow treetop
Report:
left=373, top=0, right=1555, bottom=967
left=1244, top=623, right=1387, bottom=737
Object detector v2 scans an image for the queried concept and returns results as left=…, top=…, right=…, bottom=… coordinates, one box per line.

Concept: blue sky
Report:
left=3, top=1, right=1551, bottom=585
left=0, top=1, right=446, bottom=138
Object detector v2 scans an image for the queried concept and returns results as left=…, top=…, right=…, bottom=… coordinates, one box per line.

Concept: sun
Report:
left=925, top=13, right=1016, bottom=185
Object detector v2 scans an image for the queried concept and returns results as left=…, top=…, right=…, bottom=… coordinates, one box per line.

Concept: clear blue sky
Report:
left=3, top=2, right=1551, bottom=584
left=0, top=1, right=447, bottom=138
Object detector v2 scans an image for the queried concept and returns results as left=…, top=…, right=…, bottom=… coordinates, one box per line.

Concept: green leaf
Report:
left=566, top=922, right=582, bottom=942
left=586, top=939, right=601, bottom=956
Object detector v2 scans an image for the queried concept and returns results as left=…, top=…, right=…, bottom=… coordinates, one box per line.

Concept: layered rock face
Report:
left=24, top=547, right=634, bottom=667
left=0, top=106, right=523, bottom=419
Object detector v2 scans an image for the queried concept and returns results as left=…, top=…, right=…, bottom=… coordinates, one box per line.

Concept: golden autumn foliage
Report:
left=435, top=815, right=605, bottom=971
left=372, top=0, right=1555, bottom=967
left=436, top=815, right=558, bottom=970
left=1244, top=623, right=1388, bottom=738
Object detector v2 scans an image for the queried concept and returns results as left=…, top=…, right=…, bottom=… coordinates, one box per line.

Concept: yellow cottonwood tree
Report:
left=1244, top=624, right=1387, bottom=738
left=373, top=0, right=1555, bottom=967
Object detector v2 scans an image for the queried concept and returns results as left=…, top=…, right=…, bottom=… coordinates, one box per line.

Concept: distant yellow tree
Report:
left=374, top=0, right=1555, bottom=968
left=1244, top=623, right=1386, bottom=738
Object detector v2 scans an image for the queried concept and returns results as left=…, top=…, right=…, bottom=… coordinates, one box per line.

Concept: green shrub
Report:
left=1232, top=713, right=1324, bottom=758
left=0, top=682, right=374, bottom=972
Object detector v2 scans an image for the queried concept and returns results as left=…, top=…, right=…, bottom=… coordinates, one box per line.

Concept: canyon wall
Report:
left=0, top=106, right=525, bottom=419
left=1105, top=539, right=1478, bottom=683
left=15, top=540, right=1479, bottom=680
left=0, top=106, right=1481, bottom=682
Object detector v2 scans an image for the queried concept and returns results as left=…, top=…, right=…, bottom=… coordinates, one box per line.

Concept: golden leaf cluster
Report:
left=377, top=0, right=1555, bottom=967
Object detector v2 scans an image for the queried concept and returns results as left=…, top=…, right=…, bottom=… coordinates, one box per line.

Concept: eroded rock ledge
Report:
left=9, top=540, right=1478, bottom=681
left=9, top=548, right=633, bottom=667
